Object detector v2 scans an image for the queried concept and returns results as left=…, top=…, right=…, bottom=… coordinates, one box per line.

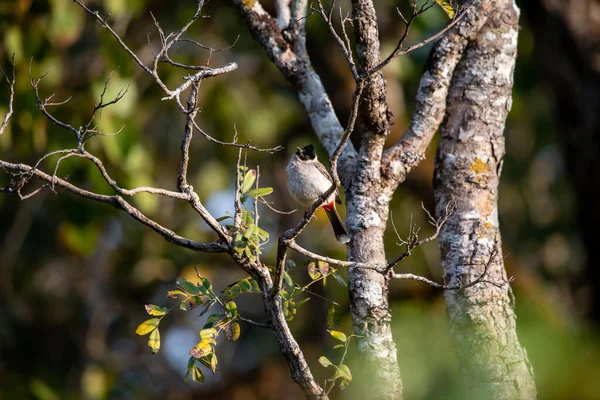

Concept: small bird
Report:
left=286, top=144, right=350, bottom=243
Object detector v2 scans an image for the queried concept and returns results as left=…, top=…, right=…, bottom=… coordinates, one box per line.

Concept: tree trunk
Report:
left=347, top=203, right=402, bottom=399
left=433, top=1, right=537, bottom=398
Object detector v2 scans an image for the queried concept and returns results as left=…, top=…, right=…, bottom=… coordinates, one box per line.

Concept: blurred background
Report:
left=1, top=0, right=599, bottom=399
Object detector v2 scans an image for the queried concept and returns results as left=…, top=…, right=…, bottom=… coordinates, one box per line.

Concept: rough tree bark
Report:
left=433, top=1, right=537, bottom=398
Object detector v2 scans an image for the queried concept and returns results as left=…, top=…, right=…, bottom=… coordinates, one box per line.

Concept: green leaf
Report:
left=257, top=227, right=269, bottom=241
left=307, top=262, right=321, bottom=280
left=198, top=353, right=218, bottom=374
left=318, top=356, right=333, bottom=367
left=332, top=272, right=347, bottom=287
left=333, top=344, right=345, bottom=350
left=204, top=313, right=222, bottom=329
left=224, top=322, right=241, bottom=342
left=329, top=330, right=347, bottom=342
left=180, top=302, right=190, bottom=311
left=192, top=365, right=205, bottom=383
left=327, top=304, right=343, bottom=328
left=225, top=301, right=238, bottom=318
left=177, top=277, right=200, bottom=295
left=239, top=278, right=253, bottom=292
left=148, top=328, right=160, bottom=354
left=283, top=271, right=293, bottom=287
left=215, top=215, right=233, bottom=222
left=243, top=223, right=256, bottom=239
left=210, top=353, right=218, bottom=373
left=135, top=318, right=160, bottom=336
left=184, top=357, right=196, bottom=382
left=435, top=0, right=455, bottom=18
left=246, top=187, right=273, bottom=198
left=283, top=299, right=296, bottom=321
left=338, top=364, right=352, bottom=381
left=241, top=170, right=257, bottom=193
left=296, top=297, right=310, bottom=307
left=223, top=278, right=260, bottom=299
left=199, top=278, right=212, bottom=295
left=145, top=304, right=168, bottom=316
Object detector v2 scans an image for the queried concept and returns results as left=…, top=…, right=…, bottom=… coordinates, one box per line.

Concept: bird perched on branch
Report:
left=286, top=144, right=350, bottom=243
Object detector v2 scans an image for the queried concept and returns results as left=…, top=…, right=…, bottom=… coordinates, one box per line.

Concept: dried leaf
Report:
left=224, top=322, right=241, bottom=342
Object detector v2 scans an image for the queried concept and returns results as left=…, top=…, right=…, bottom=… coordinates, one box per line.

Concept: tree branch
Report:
left=233, top=0, right=358, bottom=185
left=0, top=54, right=15, bottom=136
left=381, top=0, right=493, bottom=192
left=0, top=161, right=228, bottom=252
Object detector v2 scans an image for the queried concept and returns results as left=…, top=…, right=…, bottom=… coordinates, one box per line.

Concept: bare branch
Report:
left=0, top=54, right=16, bottom=136
left=369, top=1, right=478, bottom=76
left=381, top=0, right=493, bottom=191
left=29, top=62, right=80, bottom=137
left=234, top=147, right=243, bottom=228
left=178, top=36, right=241, bottom=53
left=258, top=197, right=296, bottom=215
left=238, top=316, right=271, bottom=329
left=315, top=0, right=358, bottom=80
left=390, top=242, right=503, bottom=291
left=0, top=160, right=228, bottom=252
left=288, top=240, right=372, bottom=269
left=385, top=202, right=454, bottom=272
left=73, top=0, right=153, bottom=76
left=160, top=62, right=238, bottom=101
left=233, top=0, right=358, bottom=182
left=192, top=120, right=283, bottom=153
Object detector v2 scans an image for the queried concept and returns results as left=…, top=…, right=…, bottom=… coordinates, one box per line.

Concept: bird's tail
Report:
left=324, top=204, right=350, bottom=243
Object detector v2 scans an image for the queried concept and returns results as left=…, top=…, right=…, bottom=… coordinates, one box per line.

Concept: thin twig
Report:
left=368, top=0, right=479, bottom=76
left=0, top=54, right=16, bottom=136
left=0, top=160, right=228, bottom=252
left=390, top=241, right=503, bottom=291
left=385, top=202, right=455, bottom=272
left=238, top=316, right=271, bottom=329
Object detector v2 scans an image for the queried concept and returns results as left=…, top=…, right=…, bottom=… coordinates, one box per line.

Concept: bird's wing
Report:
left=314, top=160, right=333, bottom=184
left=313, top=160, right=342, bottom=204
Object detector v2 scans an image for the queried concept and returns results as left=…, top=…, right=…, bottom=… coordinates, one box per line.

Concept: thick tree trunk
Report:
left=433, top=1, right=537, bottom=398
left=344, top=0, right=403, bottom=398
left=347, top=206, right=402, bottom=399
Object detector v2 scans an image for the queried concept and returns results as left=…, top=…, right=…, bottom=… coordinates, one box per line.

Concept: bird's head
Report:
left=295, top=144, right=317, bottom=161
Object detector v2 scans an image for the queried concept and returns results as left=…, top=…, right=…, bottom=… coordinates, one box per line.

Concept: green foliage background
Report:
left=0, top=0, right=597, bottom=399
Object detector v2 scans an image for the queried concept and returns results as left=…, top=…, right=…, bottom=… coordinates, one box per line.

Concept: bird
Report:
left=286, top=144, right=350, bottom=243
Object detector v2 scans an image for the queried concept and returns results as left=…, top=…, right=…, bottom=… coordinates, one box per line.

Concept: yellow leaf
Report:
left=329, top=330, right=347, bottom=342
left=145, top=304, right=167, bottom=316
left=148, top=328, right=160, bottom=354
left=190, top=340, right=213, bottom=359
left=135, top=318, right=159, bottom=336
left=435, top=0, right=455, bottom=18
